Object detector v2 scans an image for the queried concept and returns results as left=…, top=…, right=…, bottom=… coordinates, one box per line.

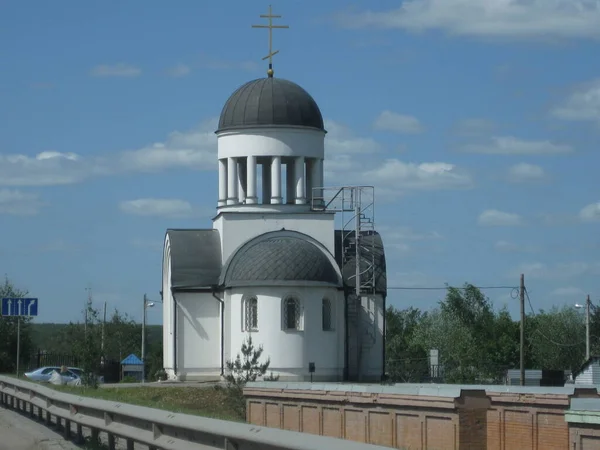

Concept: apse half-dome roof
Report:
left=220, top=230, right=342, bottom=288
left=216, top=77, right=325, bottom=133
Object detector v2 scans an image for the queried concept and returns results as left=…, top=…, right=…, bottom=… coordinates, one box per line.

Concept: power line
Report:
left=524, top=287, right=585, bottom=348
left=387, top=285, right=518, bottom=291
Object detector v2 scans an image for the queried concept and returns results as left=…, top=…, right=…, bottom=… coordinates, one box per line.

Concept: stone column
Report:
left=218, top=159, right=227, bottom=207
left=312, top=158, right=324, bottom=208
left=306, top=158, right=314, bottom=206
left=271, top=156, right=282, bottom=204
left=237, top=158, right=247, bottom=204
left=227, top=157, right=238, bottom=205
left=286, top=162, right=295, bottom=204
left=294, top=156, right=306, bottom=205
left=246, top=156, right=258, bottom=205
left=262, top=160, right=272, bottom=204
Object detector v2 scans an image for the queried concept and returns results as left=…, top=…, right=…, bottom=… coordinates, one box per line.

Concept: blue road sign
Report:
left=1, top=298, right=38, bottom=317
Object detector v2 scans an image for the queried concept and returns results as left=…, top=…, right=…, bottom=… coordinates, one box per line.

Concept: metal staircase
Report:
left=312, top=186, right=376, bottom=381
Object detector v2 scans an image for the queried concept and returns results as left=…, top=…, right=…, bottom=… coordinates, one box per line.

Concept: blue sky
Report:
left=1, top=0, right=599, bottom=324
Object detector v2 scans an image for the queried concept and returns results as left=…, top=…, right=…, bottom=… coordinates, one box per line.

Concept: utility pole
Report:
left=101, top=301, right=107, bottom=354
left=142, top=294, right=147, bottom=383
left=585, top=294, right=591, bottom=361
left=519, top=273, right=525, bottom=387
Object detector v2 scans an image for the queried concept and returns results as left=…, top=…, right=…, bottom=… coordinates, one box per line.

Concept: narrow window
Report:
left=322, top=298, right=333, bottom=331
left=284, top=296, right=301, bottom=330
left=244, top=297, right=258, bottom=331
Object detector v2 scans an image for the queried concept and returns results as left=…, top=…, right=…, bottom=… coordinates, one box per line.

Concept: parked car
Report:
left=24, top=366, right=83, bottom=383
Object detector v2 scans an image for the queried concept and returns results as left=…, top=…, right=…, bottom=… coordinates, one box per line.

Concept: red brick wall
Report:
left=245, top=387, right=490, bottom=449
left=569, top=423, right=600, bottom=449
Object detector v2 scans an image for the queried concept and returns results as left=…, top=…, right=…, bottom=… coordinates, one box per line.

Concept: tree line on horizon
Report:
left=0, top=278, right=162, bottom=379
left=386, top=283, right=596, bottom=384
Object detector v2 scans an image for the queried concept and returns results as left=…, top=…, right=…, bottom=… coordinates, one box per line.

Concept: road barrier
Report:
left=0, top=375, right=389, bottom=450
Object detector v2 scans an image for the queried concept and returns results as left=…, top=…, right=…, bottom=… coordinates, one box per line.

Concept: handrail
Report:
left=0, top=375, right=389, bottom=450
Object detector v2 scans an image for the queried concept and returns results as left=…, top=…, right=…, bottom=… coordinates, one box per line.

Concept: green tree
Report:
left=224, top=335, right=276, bottom=418
left=385, top=306, right=428, bottom=382
left=0, top=277, right=34, bottom=374
left=527, top=306, right=585, bottom=373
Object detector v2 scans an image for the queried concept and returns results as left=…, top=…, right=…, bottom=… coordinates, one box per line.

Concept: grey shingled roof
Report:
left=220, top=230, right=342, bottom=288
left=166, top=229, right=222, bottom=290
left=334, top=230, right=387, bottom=295
left=216, top=77, right=325, bottom=133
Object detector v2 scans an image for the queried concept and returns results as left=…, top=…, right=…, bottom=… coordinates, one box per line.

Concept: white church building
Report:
left=161, top=71, right=388, bottom=383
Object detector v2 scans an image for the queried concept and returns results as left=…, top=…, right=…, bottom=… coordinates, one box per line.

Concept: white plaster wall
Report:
left=213, top=212, right=335, bottom=263
left=162, top=236, right=174, bottom=376
left=226, top=286, right=344, bottom=381
left=175, top=292, right=222, bottom=381
left=217, top=128, right=325, bottom=160
left=360, top=294, right=385, bottom=380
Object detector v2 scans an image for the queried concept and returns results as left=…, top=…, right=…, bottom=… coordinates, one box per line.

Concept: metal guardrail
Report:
left=0, top=376, right=389, bottom=450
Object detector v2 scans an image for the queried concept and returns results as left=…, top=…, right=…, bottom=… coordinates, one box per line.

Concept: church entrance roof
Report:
left=220, top=230, right=342, bottom=288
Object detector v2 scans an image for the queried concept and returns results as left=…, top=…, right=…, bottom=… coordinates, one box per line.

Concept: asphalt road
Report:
left=0, top=407, right=78, bottom=450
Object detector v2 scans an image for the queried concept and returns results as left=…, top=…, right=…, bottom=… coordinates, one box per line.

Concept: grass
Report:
left=1, top=375, right=244, bottom=422
left=51, top=384, right=245, bottom=422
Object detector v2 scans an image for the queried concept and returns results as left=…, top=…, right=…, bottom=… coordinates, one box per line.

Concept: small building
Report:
left=506, top=369, right=568, bottom=386
left=121, top=354, right=143, bottom=381
left=573, top=356, right=600, bottom=385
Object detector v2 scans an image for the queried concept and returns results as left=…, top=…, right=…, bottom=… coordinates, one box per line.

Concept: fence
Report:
left=0, top=376, right=390, bottom=450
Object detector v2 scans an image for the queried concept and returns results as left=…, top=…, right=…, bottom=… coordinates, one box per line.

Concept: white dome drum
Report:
left=215, top=77, right=326, bottom=208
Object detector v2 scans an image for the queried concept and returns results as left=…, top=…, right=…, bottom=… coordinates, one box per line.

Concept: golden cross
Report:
left=252, top=5, right=289, bottom=77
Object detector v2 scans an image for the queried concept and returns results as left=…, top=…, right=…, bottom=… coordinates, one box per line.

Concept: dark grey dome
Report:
left=216, top=77, right=325, bottom=133
left=220, top=231, right=341, bottom=288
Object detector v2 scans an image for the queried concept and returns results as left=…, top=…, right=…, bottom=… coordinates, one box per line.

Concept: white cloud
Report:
left=463, top=136, right=572, bottom=155
left=378, top=224, right=442, bottom=253
left=0, top=189, right=42, bottom=215
left=454, top=118, right=495, bottom=137
left=119, top=198, right=204, bottom=219
left=364, top=160, right=473, bottom=194
left=334, top=1, right=600, bottom=40
left=514, top=262, right=600, bottom=280
left=166, top=64, right=191, bottom=78
left=478, top=209, right=523, bottom=227
left=580, top=202, right=600, bottom=222
left=90, top=64, right=141, bottom=78
left=373, top=110, right=424, bottom=134
left=325, top=120, right=381, bottom=155
left=0, top=119, right=218, bottom=187
left=550, top=286, right=586, bottom=298
left=551, top=79, right=600, bottom=123
left=507, top=163, right=547, bottom=183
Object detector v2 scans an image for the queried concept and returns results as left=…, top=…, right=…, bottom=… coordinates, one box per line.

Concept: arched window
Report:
left=322, top=298, right=333, bottom=331
left=283, top=296, right=302, bottom=330
left=243, top=296, right=258, bottom=331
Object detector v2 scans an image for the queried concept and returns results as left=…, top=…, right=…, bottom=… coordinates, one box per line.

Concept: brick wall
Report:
left=566, top=397, right=600, bottom=450
left=244, top=383, right=599, bottom=450
left=245, top=383, right=491, bottom=449
left=485, top=388, right=597, bottom=450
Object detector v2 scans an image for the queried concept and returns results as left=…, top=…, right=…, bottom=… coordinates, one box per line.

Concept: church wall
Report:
left=360, top=294, right=385, bottom=381
left=175, top=292, right=222, bottom=381
left=213, top=212, right=335, bottom=263
left=217, top=127, right=325, bottom=160
left=227, top=286, right=344, bottom=381
left=162, top=237, right=174, bottom=377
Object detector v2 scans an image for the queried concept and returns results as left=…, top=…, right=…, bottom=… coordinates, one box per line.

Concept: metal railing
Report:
left=0, top=375, right=389, bottom=450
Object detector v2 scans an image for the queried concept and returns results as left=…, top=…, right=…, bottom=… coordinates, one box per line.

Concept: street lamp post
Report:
left=575, top=295, right=592, bottom=361
left=142, top=294, right=155, bottom=383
